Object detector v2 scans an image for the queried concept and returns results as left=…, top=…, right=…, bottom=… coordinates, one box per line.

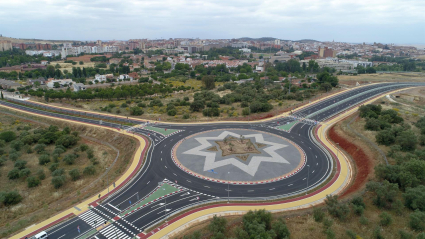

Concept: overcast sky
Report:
left=0, top=0, right=424, bottom=44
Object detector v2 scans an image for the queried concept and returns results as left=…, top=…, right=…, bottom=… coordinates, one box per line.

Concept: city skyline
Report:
left=0, top=0, right=424, bottom=44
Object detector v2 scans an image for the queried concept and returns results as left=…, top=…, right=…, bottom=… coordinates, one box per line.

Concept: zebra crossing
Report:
left=79, top=210, right=106, bottom=228
left=99, top=224, right=132, bottom=239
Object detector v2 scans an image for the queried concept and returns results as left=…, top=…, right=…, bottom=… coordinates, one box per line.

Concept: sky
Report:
left=0, top=0, right=424, bottom=44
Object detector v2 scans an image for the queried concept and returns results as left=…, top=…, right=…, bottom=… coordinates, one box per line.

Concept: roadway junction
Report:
left=2, top=82, right=424, bottom=239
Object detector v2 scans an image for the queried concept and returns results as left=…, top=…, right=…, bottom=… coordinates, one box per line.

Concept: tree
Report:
left=167, top=109, right=177, bottom=116
left=272, top=219, right=290, bottom=238
left=409, top=210, right=425, bottom=231
left=69, top=169, right=81, bottom=181
left=379, top=212, right=392, bottom=226
left=83, top=165, right=96, bottom=175
left=27, top=176, right=41, bottom=188
left=8, top=168, right=20, bottom=179
left=63, top=154, right=78, bottom=165
left=52, top=175, right=66, bottom=189
left=396, top=131, right=417, bottom=151
left=202, top=75, right=215, bottom=90
left=208, top=215, right=227, bottom=235
left=376, top=130, right=396, bottom=146
left=53, top=82, right=60, bottom=88
left=38, top=154, right=51, bottom=165
left=366, top=180, right=399, bottom=208
left=130, top=106, right=144, bottom=116
left=0, top=191, right=22, bottom=206
left=313, top=207, right=325, bottom=222
left=190, top=100, right=205, bottom=112
left=56, top=135, right=78, bottom=148
left=403, top=185, right=425, bottom=211
left=0, top=131, right=16, bottom=142
left=14, top=160, right=27, bottom=170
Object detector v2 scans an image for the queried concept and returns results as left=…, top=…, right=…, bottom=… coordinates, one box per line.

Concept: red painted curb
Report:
left=137, top=125, right=342, bottom=239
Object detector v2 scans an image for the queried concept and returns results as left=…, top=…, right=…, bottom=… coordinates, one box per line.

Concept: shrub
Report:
left=27, top=176, right=41, bottom=188
left=379, top=212, right=392, bottom=226
left=49, top=163, right=59, bottom=172
left=130, top=106, right=144, bottom=116
left=208, top=215, right=227, bottom=235
left=83, top=165, right=96, bottom=175
left=272, top=219, right=290, bottom=239
left=399, top=230, right=413, bottom=239
left=10, top=140, right=24, bottom=151
left=0, top=131, right=16, bottom=142
left=63, top=154, right=78, bottom=165
left=37, top=169, right=46, bottom=180
left=69, top=169, right=80, bottom=181
left=313, top=207, right=325, bottom=222
left=0, top=191, right=22, bottom=206
left=51, top=175, right=66, bottom=189
left=14, top=160, right=27, bottom=169
left=409, top=210, right=425, bottom=231
left=359, top=215, right=369, bottom=225
left=38, top=154, right=50, bottom=165
left=8, top=168, right=20, bottom=179
left=137, top=103, right=146, bottom=108
left=52, top=168, right=64, bottom=177
left=80, top=144, right=89, bottom=152
left=325, top=195, right=350, bottom=221
left=120, top=103, right=128, bottom=108
left=403, top=185, right=425, bottom=211
left=346, top=230, right=357, bottom=239
left=9, top=152, right=19, bottom=161
left=87, top=148, right=94, bottom=159
left=182, top=114, right=190, bottom=119
left=34, top=144, right=46, bottom=154
left=56, top=135, right=78, bottom=148
left=19, top=168, right=31, bottom=178
left=167, top=109, right=177, bottom=116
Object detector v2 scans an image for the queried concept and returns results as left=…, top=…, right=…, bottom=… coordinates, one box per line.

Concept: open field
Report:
left=339, top=72, right=425, bottom=86
left=0, top=109, right=137, bottom=237
left=52, top=61, right=98, bottom=74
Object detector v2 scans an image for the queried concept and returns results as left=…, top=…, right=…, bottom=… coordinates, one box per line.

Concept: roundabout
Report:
left=173, top=129, right=306, bottom=184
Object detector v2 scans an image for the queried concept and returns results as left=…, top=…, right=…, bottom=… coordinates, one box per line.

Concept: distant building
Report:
left=319, top=47, right=337, bottom=58
left=46, top=78, right=73, bottom=88
left=0, top=40, right=12, bottom=51
left=231, top=42, right=248, bottom=48
left=239, top=48, right=251, bottom=53
left=73, top=83, right=86, bottom=92
left=94, top=74, right=107, bottom=83
left=0, top=79, right=21, bottom=89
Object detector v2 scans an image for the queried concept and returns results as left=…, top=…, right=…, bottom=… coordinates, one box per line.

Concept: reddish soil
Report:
left=67, top=54, right=104, bottom=62
left=328, top=125, right=372, bottom=197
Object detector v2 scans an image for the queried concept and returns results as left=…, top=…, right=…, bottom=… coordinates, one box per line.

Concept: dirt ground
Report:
left=338, top=72, right=425, bottom=86
left=67, top=55, right=105, bottom=63
left=52, top=61, right=98, bottom=74
left=0, top=109, right=138, bottom=238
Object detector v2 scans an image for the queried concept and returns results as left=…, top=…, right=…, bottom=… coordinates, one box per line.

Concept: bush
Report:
left=208, top=215, right=227, bottom=235
left=49, top=163, right=59, bottom=172
left=396, top=131, right=418, bottom=151
left=83, top=165, right=96, bottom=175
left=403, top=185, right=425, bottom=211
left=69, top=169, right=80, bottom=181
left=130, top=106, right=144, bottom=116
left=379, top=212, right=392, bottom=226
left=37, top=169, right=46, bottom=180
left=120, top=103, right=128, bottom=108
left=409, top=210, right=425, bottom=231
left=14, top=160, right=27, bottom=169
left=137, top=103, right=146, bottom=108
left=9, top=152, right=19, bottom=161
left=272, top=219, right=290, bottom=239
left=242, top=107, right=250, bottom=116
left=0, top=191, right=22, bottom=206
left=325, top=195, right=350, bottom=221
left=27, top=176, right=41, bottom=188
left=346, top=230, right=357, bottom=239
left=51, top=175, right=66, bottom=189
left=182, top=113, right=190, bottom=119
left=167, top=109, right=177, bottom=116
left=376, top=130, right=396, bottom=146
left=52, top=168, right=64, bottom=177
left=87, top=148, right=94, bottom=159
left=38, top=154, right=50, bottom=165
left=0, top=131, right=16, bottom=142
left=34, top=144, right=46, bottom=154
left=56, top=135, right=78, bottom=148
left=399, top=230, right=413, bottom=239
left=19, top=168, right=30, bottom=178
left=10, top=140, right=24, bottom=151
left=8, top=168, right=20, bottom=179
left=80, top=144, right=89, bottom=152
left=63, top=154, right=78, bottom=165
left=202, top=108, right=220, bottom=117
left=313, top=207, right=325, bottom=222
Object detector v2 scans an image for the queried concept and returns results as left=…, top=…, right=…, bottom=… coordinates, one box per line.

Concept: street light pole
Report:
left=306, top=165, right=310, bottom=195
left=106, top=167, right=109, bottom=197
left=227, top=172, right=230, bottom=203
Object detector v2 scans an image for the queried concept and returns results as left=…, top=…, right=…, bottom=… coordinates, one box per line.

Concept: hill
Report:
left=0, top=36, right=82, bottom=44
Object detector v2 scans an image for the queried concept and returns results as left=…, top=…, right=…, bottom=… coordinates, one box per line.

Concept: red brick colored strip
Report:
left=20, top=213, right=74, bottom=239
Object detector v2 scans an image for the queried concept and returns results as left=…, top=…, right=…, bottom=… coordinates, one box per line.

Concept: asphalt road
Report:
left=2, top=82, right=424, bottom=239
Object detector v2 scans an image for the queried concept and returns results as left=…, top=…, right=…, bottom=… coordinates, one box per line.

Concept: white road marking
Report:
left=186, top=180, right=191, bottom=183
left=288, top=184, right=293, bottom=186
left=57, top=234, right=66, bottom=239
left=269, top=188, right=275, bottom=190
left=165, top=166, right=167, bottom=168
left=315, top=155, right=317, bottom=158
left=147, top=181, right=150, bottom=184
left=204, top=186, right=210, bottom=188
left=173, top=173, right=177, bottom=176
left=312, top=170, right=315, bottom=173
left=248, top=190, right=254, bottom=192
left=161, top=158, right=162, bottom=161
left=303, top=178, right=306, bottom=180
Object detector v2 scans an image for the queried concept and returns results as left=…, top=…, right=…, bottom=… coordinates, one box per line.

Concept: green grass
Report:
left=120, top=183, right=179, bottom=216
left=277, top=121, right=298, bottom=131
left=144, top=126, right=178, bottom=136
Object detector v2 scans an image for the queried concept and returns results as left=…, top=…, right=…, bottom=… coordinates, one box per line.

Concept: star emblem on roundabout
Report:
left=183, top=131, right=290, bottom=176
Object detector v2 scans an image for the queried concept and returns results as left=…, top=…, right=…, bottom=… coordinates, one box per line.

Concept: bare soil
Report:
left=216, top=138, right=259, bottom=157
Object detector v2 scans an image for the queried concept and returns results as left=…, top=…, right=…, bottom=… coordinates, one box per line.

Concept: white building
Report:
left=73, top=83, right=86, bottom=92
left=94, top=74, right=107, bottom=83
left=239, top=48, right=251, bottom=53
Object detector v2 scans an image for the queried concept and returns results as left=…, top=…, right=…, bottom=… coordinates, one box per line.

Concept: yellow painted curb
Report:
left=2, top=105, right=146, bottom=239
left=5, top=82, right=396, bottom=239
left=21, top=83, right=384, bottom=125
left=147, top=87, right=412, bottom=239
